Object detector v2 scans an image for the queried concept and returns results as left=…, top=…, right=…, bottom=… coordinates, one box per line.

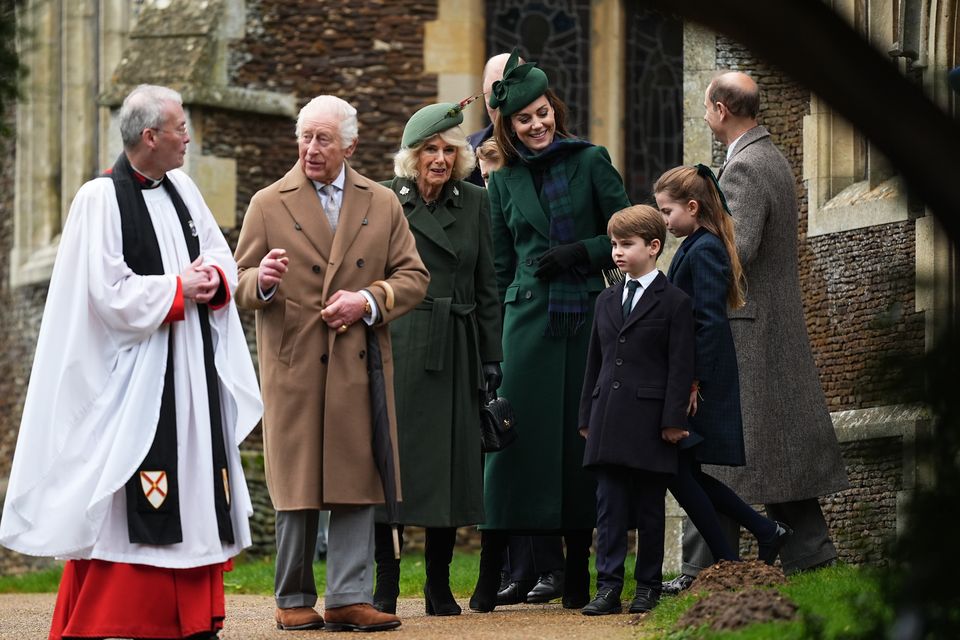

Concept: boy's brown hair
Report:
left=607, top=204, right=666, bottom=258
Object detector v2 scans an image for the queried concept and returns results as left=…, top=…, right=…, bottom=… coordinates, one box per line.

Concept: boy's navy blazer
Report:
left=578, top=271, right=695, bottom=475
left=667, top=228, right=746, bottom=466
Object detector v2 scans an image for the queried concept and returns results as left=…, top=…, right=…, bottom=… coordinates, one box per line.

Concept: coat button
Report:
left=524, top=290, right=533, bottom=300
left=359, top=350, right=366, bottom=359
left=320, top=354, right=328, bottom=364
left=618, top=336, right=626, bottom=343
left=612, top=381, right=621, bottom=390
left=294, top=223, right=302, bottom=231
left=525, top=258, right=534, bottom=266
left=356, top=258, right=365, bottom=268
left=312, top=264, right=321, bottom=274
left=615, top=358, right=623, bottom=366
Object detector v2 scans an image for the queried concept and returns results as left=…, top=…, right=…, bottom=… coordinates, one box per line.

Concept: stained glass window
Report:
left=486, top=0, right=591, bottom=136
left=624, top=7, right=683, bottom=205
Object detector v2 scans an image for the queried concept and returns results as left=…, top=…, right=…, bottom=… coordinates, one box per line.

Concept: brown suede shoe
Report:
left=323, top=603, right=402, bottom=632
left=275, top=606, right=325, bottom=630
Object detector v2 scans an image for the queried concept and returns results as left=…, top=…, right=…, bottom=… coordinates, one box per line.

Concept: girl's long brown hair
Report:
left=654, top=166, right=746, bottom=309
left=493, top=88, right=571, bottom=164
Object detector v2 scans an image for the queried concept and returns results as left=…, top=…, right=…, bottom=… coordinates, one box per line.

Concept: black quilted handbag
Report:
left=480, top=391, right=518, bottom=453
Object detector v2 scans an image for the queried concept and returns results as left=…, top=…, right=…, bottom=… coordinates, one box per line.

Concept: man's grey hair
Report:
left=296, top=96, right=359, bottom=148
left=119, top=84, right=183, bottom=149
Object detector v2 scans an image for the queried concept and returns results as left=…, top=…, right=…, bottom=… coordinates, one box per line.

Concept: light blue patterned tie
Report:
left=320, top=184, right=339, bottom=232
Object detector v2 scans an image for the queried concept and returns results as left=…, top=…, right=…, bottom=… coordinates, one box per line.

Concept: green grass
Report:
left=0, top=565, right=63, bottom=594
left=639, top=564, right=888, bottom=639
left=0, top=554, right=888, bottom=639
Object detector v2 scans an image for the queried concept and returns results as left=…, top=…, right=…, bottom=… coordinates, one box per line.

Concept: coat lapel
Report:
left=505, top=165, right=551, bottom=239
left=324, top=164, right=371, bottom=294
left=622, top=272, right=665, bottom=332
left=667, top=228, right=708, bottom=280
left=395, top=178, right=458, bottom=259
left=601, top=282, right=625, bottom=329
left=278, top=164, right=333, bottom=262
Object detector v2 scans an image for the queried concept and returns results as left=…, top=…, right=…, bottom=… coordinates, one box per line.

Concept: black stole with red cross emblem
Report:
left=107, top=153, right=234, bottom=545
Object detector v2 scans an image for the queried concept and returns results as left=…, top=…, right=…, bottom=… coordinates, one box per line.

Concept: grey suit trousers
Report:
left=680, top=497, right=837, bottom=575
left=275, top=506, right=376, bottom=609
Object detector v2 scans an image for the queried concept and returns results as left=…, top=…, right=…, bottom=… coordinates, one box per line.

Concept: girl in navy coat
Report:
left=654, top=165, right=791, bottom=572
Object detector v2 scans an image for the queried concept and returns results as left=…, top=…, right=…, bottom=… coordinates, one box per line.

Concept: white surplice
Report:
left=0, top=169, right=263, bottom=568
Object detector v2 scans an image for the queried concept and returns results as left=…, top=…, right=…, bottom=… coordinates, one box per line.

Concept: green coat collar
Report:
left=389, top=177, right=463, bottom=258
left=501, top=151, right=585, bottom=239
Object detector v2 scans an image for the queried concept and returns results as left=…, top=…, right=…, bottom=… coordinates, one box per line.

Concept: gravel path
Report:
left=1, top=594, right=652, bottom=639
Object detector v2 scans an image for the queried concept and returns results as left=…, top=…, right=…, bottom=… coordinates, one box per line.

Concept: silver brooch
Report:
left=399, top=186, right=410, bottom=196
left=453, top=186, right=459, bottom=196
left=187, top=219, right=198, bottom=237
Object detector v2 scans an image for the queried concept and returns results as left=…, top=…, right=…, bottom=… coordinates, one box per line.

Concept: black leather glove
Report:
left=482, top=362, right=503, bottom=394
left=534, top=241, right=588, bottom=280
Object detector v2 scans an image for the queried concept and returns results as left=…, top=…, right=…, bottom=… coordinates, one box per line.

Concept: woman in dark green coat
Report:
left=469, top=50, right=631, bottom=612
left=372, top=102, right=503, bottom=617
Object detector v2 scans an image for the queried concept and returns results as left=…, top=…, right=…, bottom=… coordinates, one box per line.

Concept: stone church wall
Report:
left=715, top=37, right=924, bottom=565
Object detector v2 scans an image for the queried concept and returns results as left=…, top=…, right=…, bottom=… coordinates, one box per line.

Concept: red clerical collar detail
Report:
left=101, top=165, right=164, bottom=189
left=131, top=168, right=164, bottom=189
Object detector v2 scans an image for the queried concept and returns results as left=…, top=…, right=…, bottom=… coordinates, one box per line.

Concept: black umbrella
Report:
left=365, top=321, right=401, bottom=559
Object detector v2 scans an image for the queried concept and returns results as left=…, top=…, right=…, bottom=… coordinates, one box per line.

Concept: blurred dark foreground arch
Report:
left=636, top=0, right=960, bottom=242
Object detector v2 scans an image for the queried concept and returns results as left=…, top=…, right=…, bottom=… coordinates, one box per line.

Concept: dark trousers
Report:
left=504, top=535, right=565, bottom=582
left=681, top=497, right=837, bottom=575
left=668, top=448, right=776, bottom=562
left=595, top=466, right=668, bottom=594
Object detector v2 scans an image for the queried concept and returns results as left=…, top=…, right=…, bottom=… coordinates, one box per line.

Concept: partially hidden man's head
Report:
left=119, top=84, right=190, bottom=172
left=296, top=95, right=360, bottom=184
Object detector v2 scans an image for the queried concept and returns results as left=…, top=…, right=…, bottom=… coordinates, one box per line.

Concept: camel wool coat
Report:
left=707, top=126, right=849, bottom=504
left=235, top=162, right=429, bottom=510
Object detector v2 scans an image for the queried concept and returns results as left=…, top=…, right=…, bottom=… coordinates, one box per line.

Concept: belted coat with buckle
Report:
left=234, top=162, right=429, bottom=510
left=381, top=177, right=502, bottom=527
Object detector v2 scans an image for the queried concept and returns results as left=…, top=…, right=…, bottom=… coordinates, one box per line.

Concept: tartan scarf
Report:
left=518, top=137, right=594, bottom=337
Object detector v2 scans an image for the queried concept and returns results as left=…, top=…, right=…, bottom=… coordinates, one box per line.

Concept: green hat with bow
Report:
left=401, top=102, right=463, bottom=149
left=488, top=48, right=549, bottom=117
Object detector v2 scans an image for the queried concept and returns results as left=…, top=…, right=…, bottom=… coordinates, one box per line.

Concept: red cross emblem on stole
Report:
left=140, top=470, right=168, bottom=509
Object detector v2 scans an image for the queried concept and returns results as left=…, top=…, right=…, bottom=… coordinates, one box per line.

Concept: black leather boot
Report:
left=373, top=522, right=403, bottom=614
left=469, top=529, right=508, bottom=612
left=562, top=529, right=592, bottom=609
left=424, top=527, right=461, bottom=615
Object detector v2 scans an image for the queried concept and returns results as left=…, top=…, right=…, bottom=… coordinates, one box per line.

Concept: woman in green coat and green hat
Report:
left=372, top=101, right=504, bottom=616
left=468, top=49, right=631, bottom=612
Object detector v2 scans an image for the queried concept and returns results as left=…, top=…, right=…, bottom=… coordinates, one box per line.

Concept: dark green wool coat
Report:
left=482, top=145, right=631, bottom=531
left=385, top=177, right=503, bottom=527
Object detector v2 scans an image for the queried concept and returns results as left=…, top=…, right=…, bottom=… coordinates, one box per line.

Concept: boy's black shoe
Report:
left=661, top=573, right=695, bottom=595
left=628, top=586, right=660, bottom=613
left=580, top=588, right=622, bottom=616
left=757, top=521, right=793, bottom=565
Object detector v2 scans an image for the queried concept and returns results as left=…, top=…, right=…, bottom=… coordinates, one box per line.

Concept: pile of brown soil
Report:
left=676, top=588, right=798, bottom=631
left=690, top=559, right=787, bottom=593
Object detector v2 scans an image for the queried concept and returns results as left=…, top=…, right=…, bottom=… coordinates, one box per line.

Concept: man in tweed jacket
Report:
left=667, top=72, right=849, bottom=592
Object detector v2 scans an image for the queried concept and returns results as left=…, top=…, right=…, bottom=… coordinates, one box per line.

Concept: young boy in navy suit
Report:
left=578, top=204, right=695, bottom=615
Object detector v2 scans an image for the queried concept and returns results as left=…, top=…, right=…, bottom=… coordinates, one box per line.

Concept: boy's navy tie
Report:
left=622, top=280, right=640, bottom=321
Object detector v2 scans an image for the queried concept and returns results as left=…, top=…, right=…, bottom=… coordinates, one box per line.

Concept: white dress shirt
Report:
left=621, top=268, right=660, bottom=314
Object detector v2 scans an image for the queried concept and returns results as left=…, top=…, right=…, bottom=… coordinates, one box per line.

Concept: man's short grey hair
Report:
left=119, top=84, right=183, bottom=149
left=393, top=126, right=476, bottom=182
left=296, top=96, right=359, bottom=148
